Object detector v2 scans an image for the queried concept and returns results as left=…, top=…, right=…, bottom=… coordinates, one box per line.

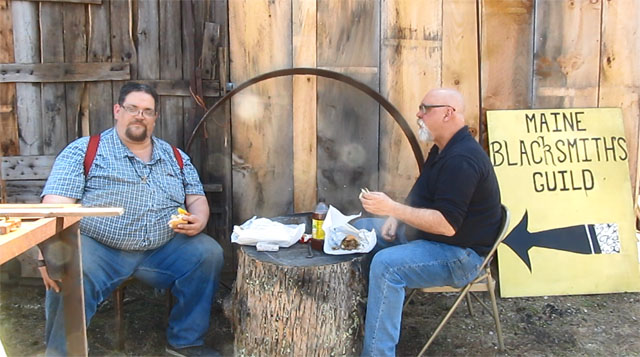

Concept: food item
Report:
left=340, top=234, right=360, bottom=250
left=168, top=208, right=191, bottom=228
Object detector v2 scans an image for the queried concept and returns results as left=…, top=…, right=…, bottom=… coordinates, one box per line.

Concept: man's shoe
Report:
left=165, top=344, right=221, bottom=357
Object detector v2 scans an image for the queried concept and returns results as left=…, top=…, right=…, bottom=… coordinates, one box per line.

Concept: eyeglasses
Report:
left=418, top=104, right=455, bottom=115
left=121, top=104, right=157, bottom=119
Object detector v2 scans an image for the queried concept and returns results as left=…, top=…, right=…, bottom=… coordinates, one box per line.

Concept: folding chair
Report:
left=403, top=204, right=510, bottom=356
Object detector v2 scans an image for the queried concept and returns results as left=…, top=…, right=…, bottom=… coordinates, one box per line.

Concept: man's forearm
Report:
left=390, top=201, right=455, bottom=236
left=185, top=195, right=209, bottom=222
left=42, top=194, right=77, bottom=204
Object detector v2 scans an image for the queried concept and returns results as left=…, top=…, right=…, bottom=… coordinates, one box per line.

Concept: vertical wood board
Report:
left=480, top=0, right=534, bottom=148
left=442, top=0, right=480, bottom=137
left=40, top=2, right=67, bottom=154
left=317, top=0, right=378, bottom=67
left=380, top=0, right=442, bottom=200
left=12, top=0, right=42, bottom=155
left=317, top=0, right=380, bottom=214
left=110, top=0, right=136, bottom=106
left=88, top=0, right=113, bottom=135
left=63, top=2, right=88, bottom=142
left=533, top=0, right=601, bottom=108
left=209, top=0, right=234, bottom=273
left=600, top=0, right=640, bottom=201
left=136, top=0, right=160, bottom=80
left=229, top=0, right=293, bottom=222
left=0, top=0, right=19, bottom=156
left=292, top=0, right=317, bottom=213
left=200, top=22, right=220, bottom=80
left=159, top=0, right=183, bottom=147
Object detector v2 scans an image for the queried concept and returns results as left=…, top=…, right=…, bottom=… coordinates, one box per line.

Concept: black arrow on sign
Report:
left=503, top=211, right=601, bottom=272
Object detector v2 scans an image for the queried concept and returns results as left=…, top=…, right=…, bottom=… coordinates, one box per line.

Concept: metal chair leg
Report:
left=487, top=276, right=504, bottom=350
left=465, top=293, right=474, bottom=316
left=417, top=284, right=473, bottom=357
left=114, top=286, right=125, bottom=351
left=404, top=289, right=417, bottom=310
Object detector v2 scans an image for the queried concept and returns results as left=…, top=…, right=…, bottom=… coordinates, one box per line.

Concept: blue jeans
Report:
left=353, top=218, right=483, bottom=357
left=44, top=233, right=224, bottom=356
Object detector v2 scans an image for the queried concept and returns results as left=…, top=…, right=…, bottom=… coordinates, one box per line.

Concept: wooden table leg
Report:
left=60, top=222, right=88, bottom=356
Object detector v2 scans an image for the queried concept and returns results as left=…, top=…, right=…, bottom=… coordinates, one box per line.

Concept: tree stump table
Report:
left=226, top=242, right=368, bottom=356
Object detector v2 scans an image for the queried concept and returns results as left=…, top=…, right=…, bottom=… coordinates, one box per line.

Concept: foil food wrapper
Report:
left=322, top=205, right=376, bottom=255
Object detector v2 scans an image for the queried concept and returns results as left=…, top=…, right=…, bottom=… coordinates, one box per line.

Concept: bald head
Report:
left=417, top=88, right=467, bottom=149
left=425, top=88, right=465, bottom=114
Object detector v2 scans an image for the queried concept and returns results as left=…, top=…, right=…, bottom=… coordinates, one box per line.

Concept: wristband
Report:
left=37, top=259, right=46, bottom=268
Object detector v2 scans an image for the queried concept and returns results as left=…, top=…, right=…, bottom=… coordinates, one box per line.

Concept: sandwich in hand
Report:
left=168, top=207, right=191, bottom=228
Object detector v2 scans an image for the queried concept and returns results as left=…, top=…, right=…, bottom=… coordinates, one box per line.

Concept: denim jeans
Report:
left=44, top=233, right=224, bottom=356
left=353, top=218, right=483, bottom=357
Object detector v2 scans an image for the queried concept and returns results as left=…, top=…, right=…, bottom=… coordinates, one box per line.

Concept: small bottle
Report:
left=311, top=199, right=329, bottom=240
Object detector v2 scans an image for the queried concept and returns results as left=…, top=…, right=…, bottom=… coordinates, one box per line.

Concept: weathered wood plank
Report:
left=443, top=0, right=480, bottom=138
left=12, top=0, right=42, bottom=155
left=380, top=0, right=441, bottom=201
left=191, top=0, right=206, bottom=66
left=211, top=0, right=229, bottom=78
left=1, top=155, right=56, bottom=180
left=292, top=0, right=317, bottom=213
left=137, top=0, right=159, bottom=80
left=181, top=0, right=199, bottom=147
left=62, top=2, right=88, bottom=142
left=20, top=0, right=101, bottom=4
left=480, top=0, right=534, bottom=148
left=159, top=0, right=184, bottom=147
left=2, top=181, right=45, bottom=204
left=110, top=0, right=136, bottom=83
left=87, top=0, right=113, bottom=135
left=0, top=62, right=130, bottom=83
left=533, top=0, right=601, bottom=108
left=600, top=0, right=640, bottom=200
left=0, top=0, right=19, bottom=156
left=201, top=22, right=220, bottom=80
left=209, top=0, right=233, bottom=274
left=317, top=0, right=379, bottom=214
left=229, top=0, right=293, bottom=222
left=137, top=80, right=220, bottom=97
left=40, top=1, right=68, bottom=154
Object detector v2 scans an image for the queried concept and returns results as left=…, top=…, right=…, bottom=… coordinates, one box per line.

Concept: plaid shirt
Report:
left=42, top=128, right=205, bottom=250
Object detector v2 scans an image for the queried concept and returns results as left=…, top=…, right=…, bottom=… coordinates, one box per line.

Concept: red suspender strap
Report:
left=172, top=146, right=184, bottom=170
left=84, top=134, right=100, bottom=176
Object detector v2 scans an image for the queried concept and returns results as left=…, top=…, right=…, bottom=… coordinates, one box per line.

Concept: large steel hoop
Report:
left=186, top=67, right=424, bottom=170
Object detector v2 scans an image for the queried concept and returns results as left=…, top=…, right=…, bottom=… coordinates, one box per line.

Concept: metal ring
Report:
left=186, top=67, right=424, bottom=170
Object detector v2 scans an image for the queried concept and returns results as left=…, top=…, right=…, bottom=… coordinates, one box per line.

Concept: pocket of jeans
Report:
left=446, top=251, right=479, bottom=288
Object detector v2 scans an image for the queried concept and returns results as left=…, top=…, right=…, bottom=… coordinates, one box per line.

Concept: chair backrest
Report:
left=477, top=204, right=510, bottom=272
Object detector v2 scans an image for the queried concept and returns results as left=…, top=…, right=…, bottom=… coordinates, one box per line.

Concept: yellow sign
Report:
left=487, top=108, right=640, bottom=297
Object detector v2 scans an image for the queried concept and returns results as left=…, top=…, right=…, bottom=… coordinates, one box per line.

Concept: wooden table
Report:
left=0, top=204, right=123, bottom=356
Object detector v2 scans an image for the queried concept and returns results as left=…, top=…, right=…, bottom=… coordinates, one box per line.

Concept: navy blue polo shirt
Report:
left=404, top=126, right=502, bottom=255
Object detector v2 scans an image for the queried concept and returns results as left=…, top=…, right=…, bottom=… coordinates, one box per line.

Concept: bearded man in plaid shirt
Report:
left=39, top=82, right=224, bottom=357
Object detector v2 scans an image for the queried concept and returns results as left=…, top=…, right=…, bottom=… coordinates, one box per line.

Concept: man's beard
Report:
left=125, top=123, right=148, bottom=142
left=418, top=126, right=434, bottom=142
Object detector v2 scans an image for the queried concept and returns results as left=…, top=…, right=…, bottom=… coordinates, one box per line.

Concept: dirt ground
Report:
left=1, top=276, right=639, bottom=356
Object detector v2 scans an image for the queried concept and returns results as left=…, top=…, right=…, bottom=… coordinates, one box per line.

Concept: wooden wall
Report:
left=226, top=0, right=640, bottom=224
left=2, top=0, right=640, bottom=272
